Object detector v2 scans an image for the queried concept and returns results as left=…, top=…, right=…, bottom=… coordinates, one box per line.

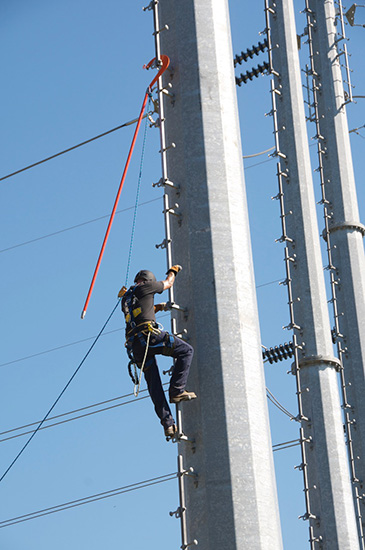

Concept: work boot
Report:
left=164, top=424, right=177, bottom=439
left=169, top=390, right=197, bottom=404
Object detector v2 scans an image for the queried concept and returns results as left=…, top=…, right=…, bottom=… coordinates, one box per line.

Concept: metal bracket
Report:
left=275, top=235, right=294, bottom=244
left=180, top=466, right=198, bottom=480
left=174, top=328, right=190, bottom=341
left=172, top=430, right=196, bottom=451
left=310, top=536, right=323, bottom=543
left=159, top=142, right=176, bottom=153
left=142, top=0, right=156, bottom=11
left=163, top=366, right=174, bottom=376
left=328, top=220, right=365, bottom=237
left=166, top=301, right=187, bottom=314
left=153, top=24, right=169, bottom=36
left=181, top=541, right=198, bottom=550
left=169, top=506, right=185, bottom=519
left=298, top=512, right=318, bottom=521
left=163, top=204, right=182, bottom=223
left=148, top=114, right=159, bottom=127
left=155, top=238, right=172, bottom=250
left=153, top=177, right=180, bottom=191
left=294, top=462, right=307, bottom=471
left=162, top=87, right=175, bottom=100
left=282, top=322, right=301, bottom=331
left=298, top=354, right=342, bottom=372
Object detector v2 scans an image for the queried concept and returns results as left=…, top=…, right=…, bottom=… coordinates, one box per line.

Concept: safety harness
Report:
left=123, top=285, right=161, bottom=396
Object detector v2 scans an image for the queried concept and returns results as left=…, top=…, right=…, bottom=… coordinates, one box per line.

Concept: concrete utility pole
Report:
left=267, top=0, right=360, bottom=548
left=150, top=0, right=283, bottom=548
left=304, top=0, right=365, bottom=542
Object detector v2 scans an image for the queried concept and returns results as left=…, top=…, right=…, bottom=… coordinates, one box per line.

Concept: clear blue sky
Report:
left=1, top=1, right=364, bottom=548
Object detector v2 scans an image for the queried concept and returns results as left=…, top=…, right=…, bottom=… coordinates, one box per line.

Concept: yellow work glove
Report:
left=166, top=264, right=182, bottom=276
left=154, top=302, right=167, bottom=313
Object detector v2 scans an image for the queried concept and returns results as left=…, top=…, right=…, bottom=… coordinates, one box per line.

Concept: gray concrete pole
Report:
left=305, top=0, right=365, bottom=540
left=151, top=0, right=283, bottom=548
left=268, top=0, right=360, bottom=547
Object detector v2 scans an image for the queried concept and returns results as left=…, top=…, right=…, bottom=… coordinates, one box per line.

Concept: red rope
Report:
left=81, top=55, right=170, bottom=319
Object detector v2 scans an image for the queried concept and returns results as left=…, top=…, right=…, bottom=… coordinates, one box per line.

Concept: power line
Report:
left=256, top=278, right=282, bottom=289
left=0, top=386, right=173, bottom=444
left=0, top=328, right=122, bottom=367
left=266, top=387, right=296, bottom=421
left=0, top=115, right=152, bottom=183
left=0, top=284, right=287, bottom=370
left=1, top=384, right=291, bottom=445
left=0, top=301, right=120, bottom=484
left=244, top=157, right=275, bottom=170
left=0, top=313, right=170, bottom=368
left=0, top=439, right=300, bottom=529
left=272, top=439, right=301, bottom=452
left=0, top=392, right=150, bottom=444
left=244, top=141, right=317, bottom=171
left=0, top=473, right=177, bottom=528
left=242, top=146, right=275, bottom=158
left=0, top=197, right=161, bottom=255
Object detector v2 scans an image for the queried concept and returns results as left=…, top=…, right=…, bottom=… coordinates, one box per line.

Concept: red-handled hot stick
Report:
left=81, top=55, right=170, bottom=319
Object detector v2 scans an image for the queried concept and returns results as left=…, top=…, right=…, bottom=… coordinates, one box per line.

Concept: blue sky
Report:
left=1, top=1, right=364, bottom=548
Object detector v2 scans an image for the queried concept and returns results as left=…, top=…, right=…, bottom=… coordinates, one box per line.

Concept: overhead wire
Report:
left=244, top=157, right=275, bottom=170
left=266, top=387, right=296, bottom=420
left=0, top=388, right=151, bottom=437
left=256, top=278, right=283, bottom=289
left=0, top=392, right=151, bottom=444
left=1, top=383, right=293, bottom=445
left=0, top=115, right=153, bottom=183
left=0, top=313, right=171, bottom=368
left=242, top=146, right=275, bottom=158
left=0, top=197, right=162, bottom=255
left=0, top=328, right=123, bottom=367
left=272, top=439, right=301, bottom=452
left=0, top=280, right=285, bottom=369
left=0, top=472, right=177, bottom=528
left=0, top=383, right=168, bottom=444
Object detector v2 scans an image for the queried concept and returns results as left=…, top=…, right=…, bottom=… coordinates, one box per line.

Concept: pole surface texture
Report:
left=306, top=0, right=365, bottom=540
left=156, top=1, right=283, bottom=548
left=268, top=0, right=360, bottom=548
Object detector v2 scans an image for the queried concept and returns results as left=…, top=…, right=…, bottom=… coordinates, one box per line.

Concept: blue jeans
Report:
left=131, top=330, right=194, bottom=429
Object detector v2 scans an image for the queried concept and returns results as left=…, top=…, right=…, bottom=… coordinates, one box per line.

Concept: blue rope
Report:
left=0, top=300, right=120, bottom=484
left=124, top=95, right=152, bottom=287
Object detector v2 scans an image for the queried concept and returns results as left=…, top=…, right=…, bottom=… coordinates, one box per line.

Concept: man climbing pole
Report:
left=119, top=265, right=196, bottom=439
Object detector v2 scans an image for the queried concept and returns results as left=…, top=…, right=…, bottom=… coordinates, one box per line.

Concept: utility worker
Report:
left=119, top=265, right=196, bottom=438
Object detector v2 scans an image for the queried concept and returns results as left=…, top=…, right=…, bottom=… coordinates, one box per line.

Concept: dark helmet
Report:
left=134, top=270, right=156, bottom=283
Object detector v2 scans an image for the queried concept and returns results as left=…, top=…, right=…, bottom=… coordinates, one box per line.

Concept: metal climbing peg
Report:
left=153, top=24, right=169, bottom=35
left=169, top=506, right=185, bottom=519
left=142, top=0, right=156, bottom=11
left=163, top=205, right=182, bottom=220
left=155, top=238, right=172, bottom=250
left=181, top=540, right=198, bottom=549
left=163, top=366, right=174, bottom=376
left=159, top=142, right=176, bottom=153
left=165, top=301, right=187, bottom=313
left=152, top=177, right=179, bottom=190
left=180, top=467, right=197, bottom=479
